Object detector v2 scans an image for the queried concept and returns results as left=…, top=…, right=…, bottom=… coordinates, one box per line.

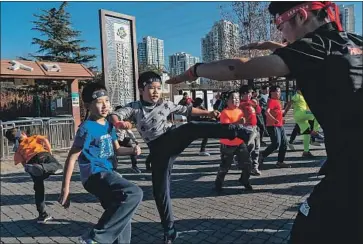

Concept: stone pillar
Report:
left=70, top=79, right=81, bottom=132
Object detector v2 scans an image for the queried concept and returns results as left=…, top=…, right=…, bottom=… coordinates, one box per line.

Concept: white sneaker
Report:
left=199, top=152, right=210, bottom=156
left=78, top=236, right=97, bottom=244
left=288, top=143, right=295, bottom=151
left=310, top=141, right=321, bottom=146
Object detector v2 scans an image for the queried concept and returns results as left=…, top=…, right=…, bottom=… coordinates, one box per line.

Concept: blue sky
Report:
left=1, top=1, right=362, bottom=70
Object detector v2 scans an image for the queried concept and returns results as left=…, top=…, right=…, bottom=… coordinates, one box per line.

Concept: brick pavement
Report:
left=0, top=122, right=326, bottom=244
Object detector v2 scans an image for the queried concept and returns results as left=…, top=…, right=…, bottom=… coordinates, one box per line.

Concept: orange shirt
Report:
left=219, top=108, right=244, bottom=146
left=14, top=135, right=49, bottom=165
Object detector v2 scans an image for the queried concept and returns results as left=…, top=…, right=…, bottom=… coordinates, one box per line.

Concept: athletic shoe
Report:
left=250, top=168, right=261, bottom=176
left=131, top=165, right=141, bottom=174
left=310, top=141, right=321, bottom=146
left=243, top=183, right=253, bottom=191
left=53, top=168, right=63, bottom=175
left=199, top=152, right=210, bottom=156
left=288, top=143, right=296, bottom=151
left=276, top=162, right=291, bottom=168
left=78, top=236, right=97, bottom=244
left=37, top=212, right=53, bottom=224
left=302, top=151, right=314, bottom=158
left=312, top=132, right=324, bottom=141
left=25, top=163, right=44, bottom=177
left=238, top=177, right=253, bottom=191
left=164, top=228, right=178, bottom=244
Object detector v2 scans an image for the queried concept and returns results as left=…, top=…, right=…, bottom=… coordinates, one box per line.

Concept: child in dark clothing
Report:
left=114, top=105, right=141, bottom=173
left=110, top=71, right=255, bottom=244
left=190, top=97, right=211, bottom=156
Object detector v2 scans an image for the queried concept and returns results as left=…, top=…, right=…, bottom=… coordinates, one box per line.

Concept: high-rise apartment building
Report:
left=201, top=20, right=240, bottom=63
left=169, top=52, right=200, bottom=84
left=137, top=36, right=165, bottom=69
left=339, top=4, right=355, bottom=33
left=201, top=20, right=240, bottom=85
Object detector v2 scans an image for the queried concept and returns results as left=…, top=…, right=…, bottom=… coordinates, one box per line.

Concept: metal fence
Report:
left=0, top=117, right=74, bottom=160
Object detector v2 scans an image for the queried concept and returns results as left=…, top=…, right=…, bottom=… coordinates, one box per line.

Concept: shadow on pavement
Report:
left=1, top=171, right=318, bottom=206
left=0, top=217, right=292, bottom=243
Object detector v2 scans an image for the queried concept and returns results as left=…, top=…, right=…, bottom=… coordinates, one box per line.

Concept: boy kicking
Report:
left=111, top=71, right=255, bottom=243
left=58, top=83, right=143, bottom=244
left=5, top=128, right=63, bottom=223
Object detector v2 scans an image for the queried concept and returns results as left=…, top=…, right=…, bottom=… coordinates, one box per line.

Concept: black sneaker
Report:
left=243, top=183, right=253, bottom=191
left=131, top=165, right=141, bottom=174
left=214, top=179, right=223, bottom=192
left=25, top=163, right=44, bottom=177
left=238, top=178, right=253, bottom=191
left=302, top=151, right=315, bottom=158
left=276, top=162, right=291, bottom=168
left=164, top=228, right=178, bottom=244
left=37, top=212, right=53, bottom=224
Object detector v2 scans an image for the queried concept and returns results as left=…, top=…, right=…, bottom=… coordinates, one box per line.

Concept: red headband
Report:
left=275, top=1, right=343, bottom=31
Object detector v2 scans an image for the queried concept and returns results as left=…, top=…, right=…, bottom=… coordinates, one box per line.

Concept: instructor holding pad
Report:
left=166, top=2, right=362, bottom=243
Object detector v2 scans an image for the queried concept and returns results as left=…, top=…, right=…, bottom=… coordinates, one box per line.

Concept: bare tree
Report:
left=219, top=2, right=283, bottom=88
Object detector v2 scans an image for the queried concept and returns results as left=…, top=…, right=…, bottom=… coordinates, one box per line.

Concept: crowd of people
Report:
left=5, top=1, right=362, bottom=244
left=4, top=73, right=326, bottom=244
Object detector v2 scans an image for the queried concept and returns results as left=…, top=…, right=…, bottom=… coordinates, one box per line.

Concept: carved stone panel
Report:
left=99, top=10, right=139, bottom=107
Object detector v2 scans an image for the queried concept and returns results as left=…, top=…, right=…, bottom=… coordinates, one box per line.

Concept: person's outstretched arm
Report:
left=111, top=105, right=135, bottom=129
left=166, top=55, right=289, bottom=84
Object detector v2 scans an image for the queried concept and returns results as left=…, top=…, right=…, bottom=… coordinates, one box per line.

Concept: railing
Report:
left=0, top=117, right=74, bottom=160
left=45, top=118, right=75, bottom=150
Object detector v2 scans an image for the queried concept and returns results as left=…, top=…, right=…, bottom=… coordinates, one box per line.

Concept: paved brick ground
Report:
left=0, top=121, right=326, bottom=244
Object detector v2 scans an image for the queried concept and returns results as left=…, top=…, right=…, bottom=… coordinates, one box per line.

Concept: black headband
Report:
left=140, top=78, right=162, bottom=88
left=91, top=90, right=108, bottom=100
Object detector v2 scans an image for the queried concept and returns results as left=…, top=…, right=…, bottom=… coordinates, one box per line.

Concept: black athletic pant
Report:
left=216, top=143, right=251, bottom=186
left=147, top=121, right=252, bottom=232
left=27, top=152, right=62, bottom=214
left=200, top=138, right=208, bottom=152
left=289, top=120, right=316, bottom=143
left=257, top=113, right=266, bottom=143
